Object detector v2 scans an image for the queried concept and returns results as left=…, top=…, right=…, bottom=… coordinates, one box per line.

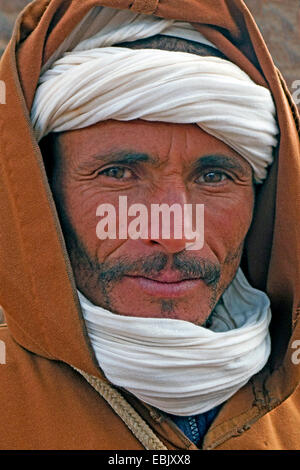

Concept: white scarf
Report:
left=79, top=268, right=271, bottom=416
left=31, top=7, right=278, bottom=182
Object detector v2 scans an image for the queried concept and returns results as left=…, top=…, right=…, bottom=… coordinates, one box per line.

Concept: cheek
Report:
left=201, top=190, right=254, bottom=261
left=60, top=180, right=127, bottom=260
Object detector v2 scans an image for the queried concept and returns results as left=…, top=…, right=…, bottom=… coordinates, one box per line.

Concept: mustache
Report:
left=97, top=252, right=220, bottom=287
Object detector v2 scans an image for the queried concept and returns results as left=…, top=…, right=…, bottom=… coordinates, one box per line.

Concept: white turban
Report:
left=31, top=7, right=279, bottom=183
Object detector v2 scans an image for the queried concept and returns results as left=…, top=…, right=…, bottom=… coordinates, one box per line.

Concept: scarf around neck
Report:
left=79, top=268, right=271, bottom=416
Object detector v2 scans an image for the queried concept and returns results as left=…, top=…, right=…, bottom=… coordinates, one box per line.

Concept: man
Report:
left=0, top=0, right=299, bottom=450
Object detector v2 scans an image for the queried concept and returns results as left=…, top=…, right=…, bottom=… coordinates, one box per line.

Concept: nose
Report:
left=141, top=186, right=194, bottom=254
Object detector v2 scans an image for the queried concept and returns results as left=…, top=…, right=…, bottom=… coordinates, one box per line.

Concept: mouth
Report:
left=125, top=271, right=205, bottom=298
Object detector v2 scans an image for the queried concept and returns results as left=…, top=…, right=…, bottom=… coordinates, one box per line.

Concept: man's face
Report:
left=49, top=119, right=254, bottom=325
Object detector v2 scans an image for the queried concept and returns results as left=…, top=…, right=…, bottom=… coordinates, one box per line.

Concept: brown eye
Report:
left=100, top=167, right=134, bottom=180
left=196, top=171, right=229, bottom=184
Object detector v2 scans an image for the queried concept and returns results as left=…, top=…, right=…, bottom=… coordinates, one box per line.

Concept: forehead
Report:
left=53, top=119, right=252, bottom=173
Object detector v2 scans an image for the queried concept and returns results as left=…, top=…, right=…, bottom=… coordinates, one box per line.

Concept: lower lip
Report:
left=126, top=276, right=203, bottom=298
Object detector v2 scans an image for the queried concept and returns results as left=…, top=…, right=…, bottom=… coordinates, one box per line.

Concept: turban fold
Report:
left=31, top=7, right=279, bottom=183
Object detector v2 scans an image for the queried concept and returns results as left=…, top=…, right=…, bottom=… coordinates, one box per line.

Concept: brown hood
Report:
left=0, top=0, right=300, bottom=446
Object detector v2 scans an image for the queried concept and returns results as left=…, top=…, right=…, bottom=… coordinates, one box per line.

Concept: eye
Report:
left=99, top=166, right=134, bottom=180
left=195, top=170, right=230, bottom=184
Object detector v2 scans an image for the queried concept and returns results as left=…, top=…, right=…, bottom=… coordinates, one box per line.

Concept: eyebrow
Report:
left=191, top=154, right=250, bottom=177
left=78, top=149, right=250, bottom=177
left=78, top=150, right=158, bottom=170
